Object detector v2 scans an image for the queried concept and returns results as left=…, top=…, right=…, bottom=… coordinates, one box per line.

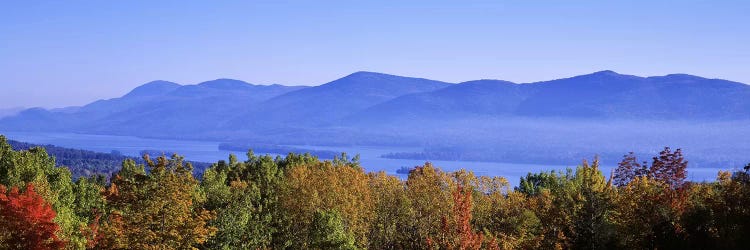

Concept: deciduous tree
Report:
left=0, top=183, right=66, bottom=249
left=99, top=155, right=216, bottom=249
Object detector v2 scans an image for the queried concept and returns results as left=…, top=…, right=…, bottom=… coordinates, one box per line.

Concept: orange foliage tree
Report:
left=428, top=184, right=491, bottom=250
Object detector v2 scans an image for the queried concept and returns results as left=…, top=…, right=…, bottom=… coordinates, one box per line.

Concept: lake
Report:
left=1, top=131, right=723, bottom=186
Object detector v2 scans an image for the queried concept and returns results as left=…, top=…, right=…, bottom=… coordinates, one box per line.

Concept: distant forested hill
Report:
left=6, top=138, right=211, bottom=179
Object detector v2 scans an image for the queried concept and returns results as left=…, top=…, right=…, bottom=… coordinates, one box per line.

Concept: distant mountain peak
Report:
left=124, top=80, right=181, bottom=97
left=553, top=70, right=644, bottom=84
left=335, top=71, right=450, bottom=85
left=460, top=79, right=517, bottom=85
left=577, top=70, right=630, bottom=79
left=343, top=71, right=398, bottom=79
left=317, top=71, right=451, bottom=93
left=142, top=80, right=181, bottom=87
left=592, top=70, right=619, bottom=75
left=656, top=73, right=706, bottom=81
left=151, top=80, right=175, bottom=83
left=197, top=79, right=254, bottom=89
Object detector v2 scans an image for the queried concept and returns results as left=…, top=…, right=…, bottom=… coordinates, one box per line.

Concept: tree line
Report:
left=1, top=135, right=750, bottom=249
left=7, top=139, right=212, bottom=180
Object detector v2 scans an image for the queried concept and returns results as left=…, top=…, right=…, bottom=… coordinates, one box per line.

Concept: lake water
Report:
left=1, top=131, right=723, bottom=186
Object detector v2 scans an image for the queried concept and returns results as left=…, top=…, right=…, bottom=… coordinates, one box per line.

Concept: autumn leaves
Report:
left=2, top=134, right=750, bottom=249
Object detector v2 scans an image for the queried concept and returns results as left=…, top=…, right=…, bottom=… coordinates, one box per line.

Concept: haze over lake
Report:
left=1, top=131, right=723, bottom=186
left=3, top=2, right=750, bottom=248
left=2, top=70, right=748, bottom=185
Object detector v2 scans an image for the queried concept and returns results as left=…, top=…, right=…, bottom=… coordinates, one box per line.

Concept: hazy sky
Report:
left=1, top=0, right=748, bottom=108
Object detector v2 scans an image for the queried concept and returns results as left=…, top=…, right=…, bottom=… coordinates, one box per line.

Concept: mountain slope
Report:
left=348, top=79, right=523, bottom=124
left=0, top=107, right=25, bottom=119
left=123, top=80, right=182, bottom=98
left=0, top=79, right=307, bottom=136
left=82, top=79, right=308, bottom=136
left=2, top=71, right=749, bottom=142
left=348, top=70, right=750, bottom=124
left=223, top=71, right=452, bottom=129
left=516, top=71, right=750, bottom=119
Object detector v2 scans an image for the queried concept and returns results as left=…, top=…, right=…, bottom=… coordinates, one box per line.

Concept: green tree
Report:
left=202, top=153, right=277, bottom=249
left=207, top=180, right=271, bottom=249
left=569, top=158, right=616, bottom=250
left=309, top=209, right=357, bottom=250
left=517, top=171, right=563, bottom=197
left=368, top=171, right=416, bottom=249
left=0, top=136, right=88, bottom=248
left=72, top=175, right=106, bottom=222
left=520, top=159, right=616, bottom=249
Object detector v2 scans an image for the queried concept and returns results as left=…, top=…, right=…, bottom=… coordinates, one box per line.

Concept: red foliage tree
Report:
left=0, top=184, right=66, bottom=250
left=428, top=185, right=487, bottom=250
left=649, top=147, right=687, bottom=189
left=453, top=185, right=484, bottom=250
left=83, top=213, right=101, bottom=249
left=613, top=147, right=688, bottom=189
left=613, top=152, right=648, bottom=187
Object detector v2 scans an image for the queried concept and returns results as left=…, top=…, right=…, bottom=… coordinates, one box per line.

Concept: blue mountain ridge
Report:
left=1, top=70, right=749, bottom=139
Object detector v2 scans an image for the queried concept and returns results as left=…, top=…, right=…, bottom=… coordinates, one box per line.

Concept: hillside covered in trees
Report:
left=1, top=135, right=750, bottom=249
left=6, top=139, right=212, bottom=180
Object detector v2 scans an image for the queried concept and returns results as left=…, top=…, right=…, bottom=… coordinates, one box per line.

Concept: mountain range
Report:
left=2, top=70, right=749, bottom=137
left=356, top=70, right=750, bottom=123
left=2, top=70, right=750, bottom=166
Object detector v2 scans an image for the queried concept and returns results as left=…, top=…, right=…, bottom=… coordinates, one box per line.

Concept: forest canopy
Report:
left=1, top=135, right=749, bottom=249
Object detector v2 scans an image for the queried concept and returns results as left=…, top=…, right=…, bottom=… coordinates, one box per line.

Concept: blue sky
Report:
left=1, top=0, right=748, bottom=108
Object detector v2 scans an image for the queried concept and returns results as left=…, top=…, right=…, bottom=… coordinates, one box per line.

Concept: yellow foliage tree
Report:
left=98, top=155, right=216, bottom=249
left=280, top=160, right=373, bottom=248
